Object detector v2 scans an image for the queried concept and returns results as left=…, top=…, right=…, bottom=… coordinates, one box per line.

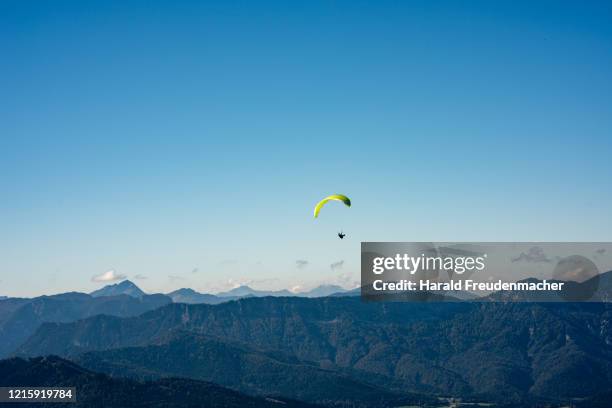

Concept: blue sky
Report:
left=1, top=0, right=612, bottom=297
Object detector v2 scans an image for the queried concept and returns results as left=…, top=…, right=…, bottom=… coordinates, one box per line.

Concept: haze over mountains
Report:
left=3, top=276, right=612, bottom=406
left=0, top=280, right=351, bottom=359
left=93, top=280, right=351, bottom=304
left=10, top=297, right=612, bottom=404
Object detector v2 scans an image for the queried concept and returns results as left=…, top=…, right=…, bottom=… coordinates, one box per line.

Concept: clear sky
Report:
left=1, top=0, right=612, bottom=297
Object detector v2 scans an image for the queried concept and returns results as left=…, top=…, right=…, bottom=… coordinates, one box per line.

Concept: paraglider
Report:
left=313, top=194, right=351, bottom=218
left=313, top=194, right=351, bottom=239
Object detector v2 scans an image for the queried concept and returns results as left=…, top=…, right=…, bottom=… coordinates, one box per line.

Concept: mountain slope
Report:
left=76, top=331, right=412, bottom=406
left=0, top=292, right=171, bottom=357
left=166, top=288, right=239, bottom=304
left=0, top=356, right=315, bottom=408
left=90, top=280, right=145, bottom=298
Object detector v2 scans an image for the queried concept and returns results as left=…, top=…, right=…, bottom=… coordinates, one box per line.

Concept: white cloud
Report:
left=91, top=270, right=126, bottom=283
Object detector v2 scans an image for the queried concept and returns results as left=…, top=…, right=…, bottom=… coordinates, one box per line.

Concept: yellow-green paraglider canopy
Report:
left=313, top=194, right=351, bottom=218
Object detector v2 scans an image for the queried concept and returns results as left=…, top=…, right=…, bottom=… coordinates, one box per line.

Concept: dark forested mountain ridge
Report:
left=14, top=296, right=612, bottom=403
left=0, top=292, right=171, bottom=358
left=0, top=356, right=318, bottom=408
left=76, top=330, right=419, bottom=406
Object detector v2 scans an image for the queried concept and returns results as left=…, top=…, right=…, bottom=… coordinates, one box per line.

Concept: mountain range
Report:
left=0, top=280, right=349, bottom=359
left=93, top=280, right=349, bottom=303
left=0, top=292, right=171, bottom=358
left=12, top=296, right=612, bottom=405
left=0, top=355, right=317, bottom=408
left=4, top=275, right=612, bottom=406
